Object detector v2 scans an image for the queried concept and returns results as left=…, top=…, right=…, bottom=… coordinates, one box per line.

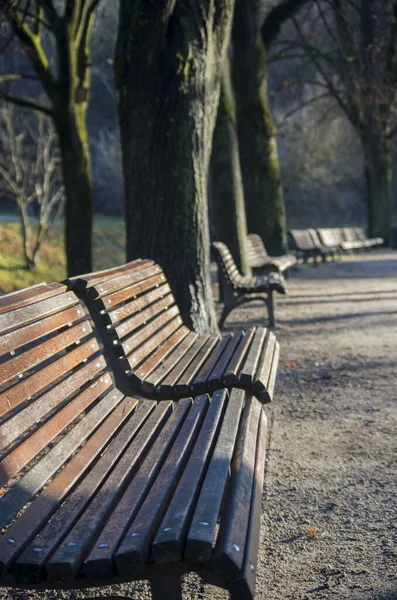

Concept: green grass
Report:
left=0, top=216, right=126, bottom=293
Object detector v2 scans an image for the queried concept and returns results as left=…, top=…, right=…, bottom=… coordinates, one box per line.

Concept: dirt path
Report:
left=1, top=250, right=396, bottom=600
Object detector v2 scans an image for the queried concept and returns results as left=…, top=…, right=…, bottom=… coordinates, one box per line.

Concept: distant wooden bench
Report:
left=246, top=233, right=297, bottom=275
left=317, top=228, right=361, bottom=253
left=0, top=282, right=270, bottom=600
left=211, top=241, right=287, bottom=328
left=69, top=258, right=280, bottom=405
left=307, top=229, right=341, bottom=260
left=352, top=227, right=383, bottom=248
left=287, top=229, right=331, bottom=264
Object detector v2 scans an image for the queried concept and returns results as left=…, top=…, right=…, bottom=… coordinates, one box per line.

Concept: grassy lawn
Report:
left=0, top=215, right=126, bottom=293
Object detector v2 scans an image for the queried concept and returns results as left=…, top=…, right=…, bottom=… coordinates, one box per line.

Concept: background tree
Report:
left=0, top=0, right=103, bottom=275
left=0, top=105, right=64, bottom=269
left=116, top=1, right=235, bottom=334
left=210, top=53, right=251, bottom=276
left=232, top=0, right=308, bottom=256
left=282, top=0, right=397, bottom=242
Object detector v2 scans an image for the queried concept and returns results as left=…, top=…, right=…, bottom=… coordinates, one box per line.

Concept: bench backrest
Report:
left=307, top=228, right=323, bottom=248
left=0, top=283, right=120, bottom=496
left=246, top=234, right=270, bottom=267
left=355, top=227, right=367, bottom=241
left=288, top=229, right=316, bottom=251
left=317, top=228, right=340, bottom=247
left=342, top=227, right=358, bottom=242
left=69, top=260, right=189, bottom=378
left=211, top=241, right=253, bottom=291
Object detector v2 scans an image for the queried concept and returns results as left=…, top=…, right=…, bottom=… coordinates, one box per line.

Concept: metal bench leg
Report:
left=218, top=303, right=234, bottom=328
left=151, top=573, right=183, bottom=600
left=266, top=291, right=275, bottom=327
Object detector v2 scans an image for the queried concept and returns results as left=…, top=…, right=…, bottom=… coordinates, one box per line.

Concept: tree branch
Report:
left=0, top=91, right=53, bottom=115
left=262, top=0, right=310, bottom=50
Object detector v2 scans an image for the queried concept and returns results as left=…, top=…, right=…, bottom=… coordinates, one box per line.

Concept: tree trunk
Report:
left=54, top=105, right=93, bottom=277
left=362, top=122, right=391, bottom=244
left=115, top=2, right=234, bottom=334
left=232, top=0, right=287, bottom=256
left=210, top=54, right=251, bottom=276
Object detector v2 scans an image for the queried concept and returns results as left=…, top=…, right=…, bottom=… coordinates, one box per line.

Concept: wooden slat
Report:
left=0, top=291, right=78, bottom=336
left=0, top=322, right=92, bottom=387
left=69, top=259, right=154, bottom=292
left=157, top=334, right=205, bottom=395
left=184, top=388, right=245, bottom=565
left=83, top=398, right=192, bottom=577
left=121, top=306, right=181, bottom=358
left=111, top=292, right=175, bottom=340
left=138, top=327, right=190, bottom=391
left=207, top=332, right=244, bottom=391
left=266, top=340, right=280, bottom=400
left=0, top=357, right=107, bottom=452
left=0, top=372, right=113, bottom=486
left=0, top=305, right=85, bottom=356
left=252, top=330, right=277, bottom=403
left=115, top=395, right=209, bottom=574
left=0, top=397, right=138, bottom=580
left=0, top=339, right=101, bottom=420
left=95, top=268, right=165, bottom=308
left=211, top=398, right=261, bottom=579
left=109, top=282, right=171, bottom=329
left=125, top=315, right=183, bottom=373
left=44, top=401, right=172, bottom=580
left=173, top=336, right=219, bottom=396
left=152, top=389, right=227, bottom=563
left=229, top=408, right=268, bottom=600
left=0, top=388, right=125, bottom=531
left=238, top=327, right=267, bottom=386
left=223, top=329, right=256, bottom=386
left=140, top=332, right=198, bottom=394
left=191, top=335, right=232, bottom=395
left=0, top=283, right=66, bottom=316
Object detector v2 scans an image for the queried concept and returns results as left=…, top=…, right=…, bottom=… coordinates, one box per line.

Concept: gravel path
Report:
left=1, top=249, right=396, bottom=600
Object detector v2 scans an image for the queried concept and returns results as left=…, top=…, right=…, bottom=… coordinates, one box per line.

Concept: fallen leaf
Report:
left=366, top=418, right=375, bottom=424
left=324, top=352, right=335, bottom=358
left=308, top=527, right=318, bottom=537
left=0, top=488, right=6, bottom=497
left=287, top=362, right=298, bottom=368
left=346, top=428, right=357, bottom=433
left=371, top=407, right=384, bottom=411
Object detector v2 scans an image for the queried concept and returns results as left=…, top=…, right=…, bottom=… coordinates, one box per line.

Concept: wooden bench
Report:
left=287, top=229, right=324, bottom=264
left=0, top=282, right=270, bottom=600
left=68, top=258, right=280, bottom=405
left=246, top=233, right=297, bottom=275
left=211, top=241, right=287, bottom=328
left=317, top=228, right=361, bottom=253
left=307, top=229, right=340, bottom=261
left=354, top=227, right=383, bottom=247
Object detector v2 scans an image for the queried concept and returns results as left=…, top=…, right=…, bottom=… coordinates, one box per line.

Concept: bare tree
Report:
left=0, top=105, right=64, bottom=270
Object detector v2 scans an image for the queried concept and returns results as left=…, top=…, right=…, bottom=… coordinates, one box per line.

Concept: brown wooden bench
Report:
left=246, top=233, right=297, bottom=275
left=0, top=282, right=270, bottom=600
left=307, top=229, right=340, bottom=261
left=211, top=241, right=286, bottom=328
left=354, top=227, right=383, bottom=247
left=317, top=228, right=361, bottom=253
left=287, top=229, right=323, bottom=264
left=68, top=259, right=280, bottom=405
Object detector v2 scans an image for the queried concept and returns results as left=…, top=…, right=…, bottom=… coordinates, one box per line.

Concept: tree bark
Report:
left=232, top=0, right=286, bottom=256
left=54, top=105, right=93, bottom=276
left=116, top=1, right=234, bottom=334
left=362, top=122, right=391, bottom=244
left=210, top=54, right=251, bottom=276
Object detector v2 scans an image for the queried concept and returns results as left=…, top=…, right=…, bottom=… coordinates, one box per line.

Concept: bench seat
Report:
left=69, top=261, right=280, bottom=404
left=0, top=284, right=269, bottom=600
left=246, top=234, right=297, bottom=274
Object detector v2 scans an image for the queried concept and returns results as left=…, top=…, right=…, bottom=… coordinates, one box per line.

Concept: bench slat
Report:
left=191, top=334, right=232, bottom=395
left=45, top=401, right=172, bottom=579
left=173, top=336, right=219, bottom=396
left=0, top=283, right=66, bottom=316
left=95, top=268, right=166, bottom=308
left=230, top=408, right=267, bottom=599
left=121, top=306, right=181, bottom=359
left=0, top=372, right=113, bottom=486
left=212, top=398, right=261, bottom=579
left=0, top=396, right=137, bottom=579
left=157, top=334, right=206, bottom=395
left=0, top=339, right=101, bottom=420
left=184, top=388, right=245, bottom=564
left=266, top=341, right=280, bottom=400
left=0, top=388, right=124, bottom=531
left=138, top=327, right=190, bottom=390
left=238, top=327, right=267, bottom=386
left=82, top=398, right=192, bottom=577
left=252, top=331, right=277, bottom=403
left=207, top=331, right=244, bottom=391
left=109, top=283, right=171, bottom=330
left=140, top=332, right=198, bottom=394
left=70, top=259, right=154, bottom=292
left=152, top=389, right=227, bottom=563
left=115, top=395, right=209, bottom=574
left=223, top=328, right=256, bottom=385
